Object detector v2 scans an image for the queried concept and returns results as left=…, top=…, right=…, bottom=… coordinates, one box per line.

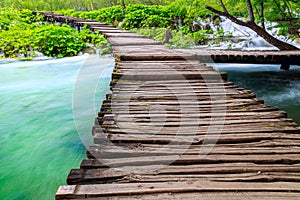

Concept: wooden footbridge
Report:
left=37, top=12, right=300, bottom=199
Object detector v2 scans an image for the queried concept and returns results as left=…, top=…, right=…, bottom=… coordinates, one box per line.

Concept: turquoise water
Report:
left=1, top=57, right=300, bottom=200
left=0, top=55, right=113, bottom=200
left=215, top=64, right=300, bottom=125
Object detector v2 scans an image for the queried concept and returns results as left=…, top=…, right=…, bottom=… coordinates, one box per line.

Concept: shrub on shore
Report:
left=0, top=8, right=109, bottom=58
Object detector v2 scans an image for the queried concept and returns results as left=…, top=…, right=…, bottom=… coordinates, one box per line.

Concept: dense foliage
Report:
left=56, top=2, right=218, bottom=30
left=51, top=4, right=238, bottom=47
left=1, top=0, right=299, bottom=27
left=132, top=27, right=231, bottom=48
left=0, top=1, right=299, bottom=56
left=0, top=8, right=109, bottom=58
left=53, top=1, right=299, bottom=43
left=0, top=0, right=169, bottom=11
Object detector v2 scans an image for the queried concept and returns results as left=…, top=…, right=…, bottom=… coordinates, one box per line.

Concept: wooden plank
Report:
left=87, top=145, right=300, bottom=158
left=111, top=88, right=252, bottom=96
left=56, top=181, right=300, bottom=199
left=112, top=45, right=172, bottom=53
left=101, top=118, right=294, bottom=127
left=103, top=110, right=287, bottom=119
left=114, top=53, right=199, bottom=61
left=80, top=157, right=300, bottom=170
left=112, top=72, right=228, bottom=81
left=91, top=28, right=132, bottom=34
left=84, top=167, right=300, bottom=183
left=105, top=114, right=286, bottom=124
left=81, top=152, right=300, bottom=168
left=114, top=68, right=214, bottom=73
left=91, top=26, right=122, bottom=30
left=131, top=140, right=300, bottom=149
left=99, top=106, right=281, bottom=116
left=70, top=163, right=300, bottom=184
left=77, top=162, right=300, bottom=183
left=104, top=33, right=146, bottom=38
left=175, top=49, right=300, bottom=65
left=111, top=81, right=234, bottom=88
left=107, top=37, right=162, bottom=46
left=57, top=192, right=300, bottom=200
left=74, top=22, right=111, bottom=27
left=96, top=133, right=300, bottom=146
left=116, top=60, right=207, bottom=66
left=103, top=124, right=299, bottom=136
left=104, top=97, right=264, bottom=105
left=111, top=85, right=236, bottom=92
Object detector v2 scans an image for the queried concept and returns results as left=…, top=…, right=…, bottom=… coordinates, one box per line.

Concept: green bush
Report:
left=0, top=8, right=109, bottom=58
left=33, top=24, right=86, bottom=57
left=132, top=27, right=195, bottom=48
left=132, top=27, right=166, bottom=42
left=278, top=27, right=289, bottom=36
left=142, top=15, right=169, bottom=28
left=124, top=9, right=146, bottom=29
left=53, top=4, right=213, bottom=31
left=0, top=7, right=43, bottom=30
left=191, top=30, right=209, bottom=45
left=0, top=28, right=34, bottom=58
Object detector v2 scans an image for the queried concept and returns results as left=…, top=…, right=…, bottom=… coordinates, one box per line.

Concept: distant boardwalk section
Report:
left=176, top=49, right=300, bottom=70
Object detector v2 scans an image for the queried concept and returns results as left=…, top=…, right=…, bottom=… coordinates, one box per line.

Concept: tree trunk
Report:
left=120, top=0, right=126, bottom=16
left=247, top=22, right=298, bottom=50
left=260, top=2, right=265, bottom=30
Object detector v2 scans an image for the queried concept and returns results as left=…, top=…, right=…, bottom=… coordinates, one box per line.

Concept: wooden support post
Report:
left=163, top=28, right=172, bottom=44
left=280, top=63, right=290, bottom=70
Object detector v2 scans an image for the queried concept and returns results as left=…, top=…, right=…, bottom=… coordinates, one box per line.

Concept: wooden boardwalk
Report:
left=37, top=13, right=300, bottom=199
left=176, top=49, right=300, bottom=70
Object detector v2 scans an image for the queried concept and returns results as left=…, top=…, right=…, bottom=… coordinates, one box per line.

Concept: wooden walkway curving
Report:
left=37, top=13, right=300, bottom=200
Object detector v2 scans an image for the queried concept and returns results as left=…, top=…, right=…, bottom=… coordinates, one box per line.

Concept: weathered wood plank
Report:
left=104, top=110, right=287, bottom=120
left=56, top=181, right=300, bottom=199
left=107, top=37, right=162, bottom=46
left=112, top=71, right=228, bottom=81
left=80, top=157, right=300, bottom=170
left=80, top=152, right=300, bottom=168
left=69, top=163, right=300, bottom=184
left=112, top=45, right=173, bottom=54
left=57, top=192, right=300, bottom=200
left=102, top=124, right=299, bottom=136
left=95, top=132, right=300, bottom=146
left=101, top=118, right=294, bottom=127
left=175, top=49, right=300, bottom=65
left=87, top=145, right=300, bottom=159
left=104, top=33, right=147, bottom=38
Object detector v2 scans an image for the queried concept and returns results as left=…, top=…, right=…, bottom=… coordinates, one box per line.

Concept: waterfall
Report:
left=193, top=16, right=300, bottom=50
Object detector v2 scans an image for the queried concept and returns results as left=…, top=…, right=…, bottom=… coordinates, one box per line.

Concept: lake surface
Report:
left=214, top=64, right=300, bottom=125
left=0, top=55, right=114, bottom=200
